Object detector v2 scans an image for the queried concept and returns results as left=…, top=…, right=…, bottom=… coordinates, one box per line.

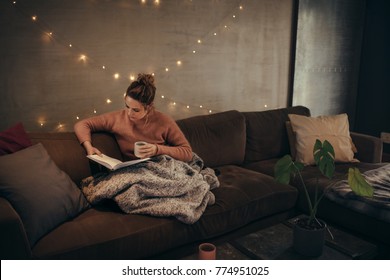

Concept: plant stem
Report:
left=294, top=163, right=314, bottom=221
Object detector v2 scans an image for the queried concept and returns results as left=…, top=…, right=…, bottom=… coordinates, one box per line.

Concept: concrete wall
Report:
left=2, top=0, right=386, bottom=139
left=0, top=0, right=294, bottom=132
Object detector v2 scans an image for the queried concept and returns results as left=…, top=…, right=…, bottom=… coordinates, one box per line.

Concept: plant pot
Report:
left=293, top=218, right=326, bottom=257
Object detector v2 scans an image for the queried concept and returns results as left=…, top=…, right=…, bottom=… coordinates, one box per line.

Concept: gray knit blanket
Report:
left=325, top=164, right=390, bottom=223
left=80, top=153, right=219, bottom=224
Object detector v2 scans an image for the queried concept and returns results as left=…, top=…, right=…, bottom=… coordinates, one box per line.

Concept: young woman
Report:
left=74, top=73, right=193, bottom=162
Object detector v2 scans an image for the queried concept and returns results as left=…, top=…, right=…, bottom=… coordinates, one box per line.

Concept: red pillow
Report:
left=0, top=123, right=32, bottom=156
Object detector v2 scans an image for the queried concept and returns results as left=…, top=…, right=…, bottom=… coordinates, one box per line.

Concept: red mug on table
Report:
left=198, top=243, right=216, bottom=260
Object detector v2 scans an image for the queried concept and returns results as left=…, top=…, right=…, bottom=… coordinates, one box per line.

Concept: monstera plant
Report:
left=274, top=139, right=374, bottom=256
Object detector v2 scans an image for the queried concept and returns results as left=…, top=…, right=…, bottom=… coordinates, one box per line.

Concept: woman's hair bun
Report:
left=137, top=73, right=155, bottom=87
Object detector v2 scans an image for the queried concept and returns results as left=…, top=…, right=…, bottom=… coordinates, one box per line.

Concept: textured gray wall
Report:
left=0, top=0, right=294, bottom=132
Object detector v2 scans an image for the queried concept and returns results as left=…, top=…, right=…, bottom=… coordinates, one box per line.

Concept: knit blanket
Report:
left=325, top=164, right=390, bottom=223
left=80, top=153, right=219, bottom=224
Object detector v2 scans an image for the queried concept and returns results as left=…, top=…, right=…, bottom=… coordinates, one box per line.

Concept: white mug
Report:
left=134, top=141, right=148, bottom=158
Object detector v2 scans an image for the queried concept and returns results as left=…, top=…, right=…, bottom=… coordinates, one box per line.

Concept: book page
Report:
left=87, top=154, right=122, bottom=170
left=115, top=157, right=150, bottom=170
left=87, top=154, right=150, bottom=170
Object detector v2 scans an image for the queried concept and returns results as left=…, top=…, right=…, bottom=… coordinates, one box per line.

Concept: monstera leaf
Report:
left=313, top=139, right=335, bottom=179
left=348, top=167, right=374, bottom=197
left=274, top=155, right=304, bottom=185
left=275, top=139, right=374, bottom=227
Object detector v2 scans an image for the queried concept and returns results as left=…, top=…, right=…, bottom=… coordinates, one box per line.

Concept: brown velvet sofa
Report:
left=0, top=106, right=387, bottom=259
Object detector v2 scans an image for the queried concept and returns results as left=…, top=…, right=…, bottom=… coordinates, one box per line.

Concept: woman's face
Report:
left=124, top=96, right=148, bottom=120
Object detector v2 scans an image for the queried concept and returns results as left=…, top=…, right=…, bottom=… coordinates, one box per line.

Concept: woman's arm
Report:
left=74, top=113, right=115, bottom=155
left=156, top=120, right=193, bottom=162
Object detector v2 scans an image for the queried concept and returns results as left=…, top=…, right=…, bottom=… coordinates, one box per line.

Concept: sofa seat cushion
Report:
left=244, top=158, right=279, bottom=177
left=196, top=165, right=298, bottom=237
left=32, top=203, right=200, bottom=259
left=32, top=165, right=298, bottom=259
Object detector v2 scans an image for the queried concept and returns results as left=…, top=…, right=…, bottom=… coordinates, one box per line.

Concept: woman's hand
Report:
left=82, top=141, right=102, bottom=156
left=136, top=143, right=157, bottom=158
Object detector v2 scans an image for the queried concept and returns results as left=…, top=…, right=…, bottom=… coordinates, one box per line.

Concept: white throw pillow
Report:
left=288, top=113, right=358, bottom=165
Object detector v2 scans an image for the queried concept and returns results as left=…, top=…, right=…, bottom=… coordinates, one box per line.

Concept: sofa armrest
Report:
left=0, top=197, right=32, bottom=259
left=350, top=132, right=383, bottom=163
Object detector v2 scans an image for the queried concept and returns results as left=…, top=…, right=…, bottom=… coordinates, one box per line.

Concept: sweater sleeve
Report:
left=73, top=112, right=116, bottom=144
left=155, top=118, right=193, bottom=162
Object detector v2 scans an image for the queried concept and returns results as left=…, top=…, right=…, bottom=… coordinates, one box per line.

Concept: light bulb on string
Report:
left=14, top=0, right=229, bottom=124
left=79, top=54, right=87, bottom=62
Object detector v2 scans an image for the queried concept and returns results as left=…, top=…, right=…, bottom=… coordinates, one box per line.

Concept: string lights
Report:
left=9, top=0, right=247, bottom=130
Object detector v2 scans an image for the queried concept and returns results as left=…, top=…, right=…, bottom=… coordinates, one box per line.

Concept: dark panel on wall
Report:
left=292, top=0, right=366, bottom=124
left=355, top=0, right=390, bottom=138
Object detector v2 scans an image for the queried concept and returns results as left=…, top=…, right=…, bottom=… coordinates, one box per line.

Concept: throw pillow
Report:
left=0, top=122, right=32, bottom=155
left=288, top=113, right=358, bottom=165
left=0, top=143, right=89, bottom=246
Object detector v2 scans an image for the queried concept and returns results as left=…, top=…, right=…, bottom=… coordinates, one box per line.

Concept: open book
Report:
left=87, top=154, right=150, bottom=171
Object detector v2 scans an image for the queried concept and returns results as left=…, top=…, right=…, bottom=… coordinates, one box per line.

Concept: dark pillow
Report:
left=0, top=143, right=90, bottom=246
left=0, top=123, right=32, bottom=155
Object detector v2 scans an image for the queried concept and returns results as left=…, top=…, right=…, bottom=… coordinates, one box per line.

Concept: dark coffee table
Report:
left=182, top=216, right=378, bottom=260
left=230, top=216, right=378, bottom=260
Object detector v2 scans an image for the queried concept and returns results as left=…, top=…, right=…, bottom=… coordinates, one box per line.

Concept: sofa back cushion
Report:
left=28, top=132, right=122, bottom=184
left=243, top=106, right=310, bottom=163
left=177, top=110, right=246, bottom=167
